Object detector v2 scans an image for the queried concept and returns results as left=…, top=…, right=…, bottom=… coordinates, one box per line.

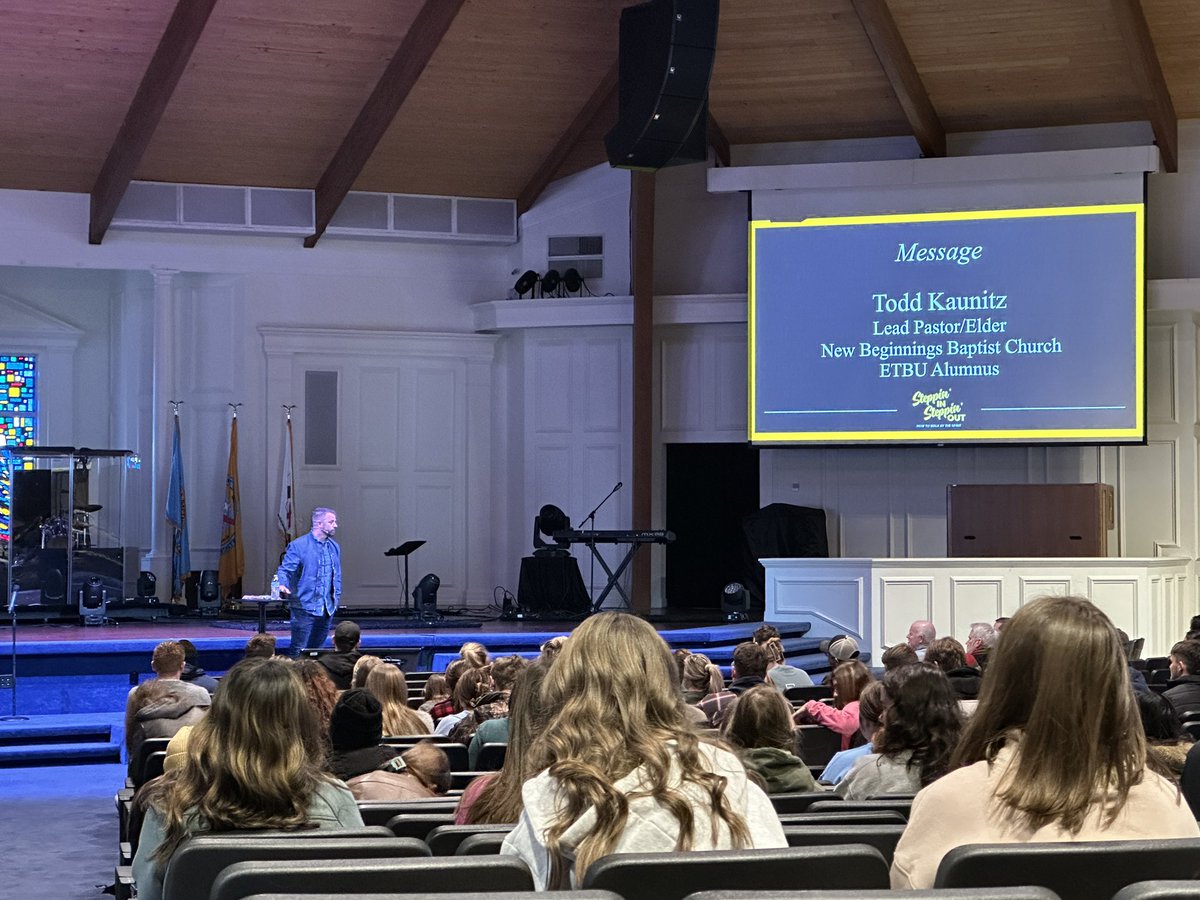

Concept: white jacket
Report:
left=501, top=741, right=786, bottom=889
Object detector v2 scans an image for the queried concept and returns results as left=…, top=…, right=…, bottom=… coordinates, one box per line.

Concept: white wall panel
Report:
left=948, top=578, right=1004, bottom=637
left=584, top=338, right=623, bottom=432
left=414, top=365, right=458, bottom=473
left=357, top=484, right=401, bottom=587
left=1087, top=576, right=1140, bottom=637
left=533, top=342, right=574, bottom=432
left=1121, top=440, right=1178, bottom=557
left=358, top=368, right=401, bottom=471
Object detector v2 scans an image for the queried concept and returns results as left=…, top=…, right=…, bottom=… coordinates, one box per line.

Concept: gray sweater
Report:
left=836, top=750, right=921, bottom=799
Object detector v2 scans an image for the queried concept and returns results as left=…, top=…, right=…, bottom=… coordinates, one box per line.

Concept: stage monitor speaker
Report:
left=604, top=0, right=719, bottom=171
left=518, top=555, right=590, bottom=617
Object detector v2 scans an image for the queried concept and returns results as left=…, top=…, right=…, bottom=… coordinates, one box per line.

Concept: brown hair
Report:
left=731, top=642, right=767, bottom=679
left=881, top=643, right=918, bottom=671
left=682, top=653, right=723, bottom=695
left=830, top=660, right=872, bottom=709
left=760, top=636, right=786, bottom=666
left=422, top=673, right=449, bottom=702
left=752, top=624, right=781, bottom=644
left=459, top=641, right=489, bottom=669
left=294, top=659, right=339, bottom=757
left=244, top=634, right=277, bottom=659
left=856, top=681, right=888, bottom=732
left=365, top=664, right=429, bottom=735
left=443, top=658, right=468, bottom=692
left=401, top=741, right=451, bottom=794
left=538, top=635, right=568, bottom=663
left=151, top=641, right=185, bottom=675
left=875, top=664, right=963, bottom=787
left=452, top=666, right=494, bottom=712
left=1170, top=640, right=1200, bottom=675
left=925, top=637, right=968, bottom=672
left=490, top=654, right=529, bottom=692
left=952, top=595, right=1147, bottom=833
left=351, top=654, right=382, bottom=689
left=722, top=684, right=795, bottom=753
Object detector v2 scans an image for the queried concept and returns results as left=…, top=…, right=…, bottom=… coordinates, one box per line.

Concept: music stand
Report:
left=385, top=540, right=426, bottom=616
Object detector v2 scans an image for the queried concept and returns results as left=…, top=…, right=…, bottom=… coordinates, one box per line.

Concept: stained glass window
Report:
left=0, top=355, right=37, bottom=544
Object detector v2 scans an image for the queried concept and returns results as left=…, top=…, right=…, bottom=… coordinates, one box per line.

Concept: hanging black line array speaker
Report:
left=605, top=0, right=719, bottom=172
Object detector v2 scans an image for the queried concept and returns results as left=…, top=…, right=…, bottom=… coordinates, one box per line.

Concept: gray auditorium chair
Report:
left=808, top=798, right=911, bottom=820
left=475, top=742, right=507, bottom=770
left=579, top=845, right=890, bottom=900
left=768, top=790, right=836, bottom=814
left=934, top=838, right=1200, bottom=900
left=781, top=824, right=905, bottom=863
left=777, top=810, right=906, bottom=826
left=358, top=798, right=460, bottom=826
left=784, top=686, right=832, bottom=703
left=794, top=726, right=843, bottom=768
left=683, top=889, right=1062, bottom=900
left=1112, top=882, right=1200, bottom=899
left=237, top=892, right=621, bottom=900
left=455, top=832, right=508, bottom=855
left=208, top=855, right=535, bottom=900
left=425, top=823, right=515, bottom=856
left=384, top=812, right=458, bottom=841
left=127, top=737, right=172, bottom=786
left=383, top=739, right=469, bottom=769
left=160, top=830, right=424, bottom=900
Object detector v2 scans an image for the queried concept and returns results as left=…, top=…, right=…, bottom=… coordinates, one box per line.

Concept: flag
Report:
left=218, top=414, right=244, bottom=598
left=165, top=413, right=191, bottom=600
left=277, top=413, right=295, bottom=550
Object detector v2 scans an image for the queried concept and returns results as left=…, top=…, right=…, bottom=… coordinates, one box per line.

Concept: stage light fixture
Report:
left=721, top=581, right=749, bottom=622
left=137, top=570, right=157, bottom=600
left=197, top=569, right=221, bottom=617
left=79, top=576, right=107, bottom=625
left=563, top=268, right=583, bottom=294
left=413, top=573, right=442, bottom=622
left=540, top=269, right=561, bottom=297
left=532, top=503, right=571, bottom=557
left=513, top=270, right=539, bottom=298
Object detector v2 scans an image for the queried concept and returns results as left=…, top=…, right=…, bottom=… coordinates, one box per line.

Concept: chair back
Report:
left=426, top=823, right=515, bottom=856
left=128, top=737, right=171, bottom=786
left=683, top=889, right=1062, bottom=899
left=781, top=824, right=905, bottom=863
left=456, top=831, right=509, bottom=855
left=784, top=686, right=833, bottom=703
left=357, top=798, right=460, bottom=826
left=475, top=742, right=507, bottom=770
left=160, top=830, right=423, bottom=900
left=383, top=812, right=458, bottom=841
left=580, top=845, right=889, bottom=900
left=777, top=810, right=906, bottom=826
left=209, top=855, right=535, bottom=900
left=934, top=838, right=1200, bottom=900
left=769, top=791, right=838, bottom=814
left=379, top=740, right=468, bottom=769
left=795, top=725, right=843, bottom=768
left=1112, top=881, right=1200, bottom=899
left=142, top=750, right=167, bottom=785
left=808, top=798, right=911, bottom=820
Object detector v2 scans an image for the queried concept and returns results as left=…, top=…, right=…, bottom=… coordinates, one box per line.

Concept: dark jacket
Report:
left=180, top=661, right=219, bottom=694
left=944, top=666, right=983, bottom=700
left=126, top=688, right=211, bottom=777
left=1165, top=675, right=1200, bottom=717
left=329, top=743, right=402, bottom=782
left=317, top=649, right=362, bottom=691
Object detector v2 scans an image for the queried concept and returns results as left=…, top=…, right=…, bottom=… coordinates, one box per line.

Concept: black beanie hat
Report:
left=330, top=688, right=383, bottom=751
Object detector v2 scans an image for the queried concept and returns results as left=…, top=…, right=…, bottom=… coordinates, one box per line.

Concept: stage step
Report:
left=0, top=740, right=121, bottom=767
left=0, top=722, right=114, bottom=746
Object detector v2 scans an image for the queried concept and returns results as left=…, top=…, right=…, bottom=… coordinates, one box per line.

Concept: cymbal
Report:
left=74, top=503, right=103, bottom=513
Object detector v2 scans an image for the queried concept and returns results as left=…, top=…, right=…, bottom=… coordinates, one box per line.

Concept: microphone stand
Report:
left=582, top=482, right=622, bottom=613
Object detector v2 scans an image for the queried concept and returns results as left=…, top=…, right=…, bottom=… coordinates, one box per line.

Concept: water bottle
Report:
left=270, top=574, right=280, bottom=603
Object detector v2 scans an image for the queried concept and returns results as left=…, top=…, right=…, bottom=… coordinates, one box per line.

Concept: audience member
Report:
left=419, top=673, right=449, bottom=713
left=673, top=648, right=693, bottom=683
left=130, top=641, right=213, bottom=704
left=697, top=642, right=768, bottom=727
left=963, top=622, right=996, bottom=671
left=243, top=633, right=276, bottom=659
left=295, top=659, right=340, bottom=757
left=905, top=620, right=936, bottom=660
left=500, top=613, right=786, bottom=889
left=722, top=684, right=819, bottom=793
left=1137, top=690, right=1193, bottom=779
left=125, top=678, right=211, bottom=779
left=890, top=595, right=1199, bottom=889
left=881, top=643, right=918, bottom=672
left=460, top=640, right=489, bottom=669
left=459, top=663, right=551, bottom=824
left=762, top=636, right=814, bottom=691
left=456, top=656, right=526, bottom=751
left=176, top=639, right=219, bottom=694
left=681, top=653, right=723, bottom=704
left=538, top=635, right=568, bottom=663
left=327, top=689, right=450, bottom=800
left=924, top=637, right=982, bottom=699
left=435, top=665, right=495, bottom=736
left=993, top=616, right=1010, bottom=633
left=1116, top=628, right=1151, bottom=694
left=794, top=660, right=873, bottom=750
left=365, top=663, right=432, bottom=734
left=1164, top=640, right=1200, bottom=717
left=132, top=657, right=363, bottom=900
left=820, top=681, right=886, bottom=785
left=817, top=635, right=860, bottom=683
left=837, top=664, right=963, bottom=799
left=316, top=620, right=362, bottom=690
left=430, top=658, right=468, bottom=722
left=752, top=623, right=782, bottom=644
left=350, top=653, right=382, bottom=689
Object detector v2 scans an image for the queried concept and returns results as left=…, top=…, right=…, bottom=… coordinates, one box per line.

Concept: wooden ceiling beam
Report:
left=306, top=0, right=466, bottom=247
left=708, top=111, right=730, bottom=168
left=849, top=0, right=945, bottom=158
left=88, top=0, right=218, bottom=245
left=1110, top=0, right=1177, bottom=173
left=516, top=61, right=619, bottom=216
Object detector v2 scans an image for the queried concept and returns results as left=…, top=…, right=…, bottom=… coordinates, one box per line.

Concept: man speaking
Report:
left=276, top=507, right=341, bottom=656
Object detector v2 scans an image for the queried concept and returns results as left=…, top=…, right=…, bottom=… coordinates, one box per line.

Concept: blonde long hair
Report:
left=532, top=612, right=751, bottom=888
left=365, top=664, right=429, bottom=736
left=145, top=657, right=332, bottom=865
left=952, top=595, right=1147, bottom=833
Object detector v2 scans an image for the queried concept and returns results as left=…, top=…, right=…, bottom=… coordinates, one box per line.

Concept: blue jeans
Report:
left=289, top=607, right=333, bottom=657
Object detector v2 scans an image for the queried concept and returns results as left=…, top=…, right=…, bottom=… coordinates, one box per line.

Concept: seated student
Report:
left=464, top=656, right=528, bottom=765
left=328, top=689, right=450, bottom=801
left=881, top=643, right=918, bottom=672
left=459, top=663, right=551, bottom=824
left=1137, top=690, right=1193, bottom=780
left=502, top=612, right=786, bottom=889
left=924, top=636, right=983, bottom=699
left=132, top=657, right=363, bottom=900
left=891, top=595, right=1200, bottom=890
left=837, top=664, right=963, bottom=799
left=794, top=660, right=873, bottom=750
left=125, top=678, right=211, bottom=779
left=1165, top=639, right=1200, bottom=717
left=177, top=639, right=219, bottom=694
left=419, top=673, right=449, bottom=714
left=762, top=636, right=815, bottom=691
left=296, top=659, right=340, bottom=757
left=681, top=653, right=724, bottom=704
left=364, top=663, right=432, bottom=734
left=435, top=666, right=496, bottom=737
left=815, top=635, right=861, bottom=684
left=430, top=658, right=467, bottom=723
left=350, top=653, right=382, bottom=689
left=316, top=620, right=362, bottom=690
left=243, top=632, right=277, bottom=659
left=698, top=642, right=769, bottom=728
left=722, top=684, right=819, bottom=793
left=820, top=680, right=886, bottom=785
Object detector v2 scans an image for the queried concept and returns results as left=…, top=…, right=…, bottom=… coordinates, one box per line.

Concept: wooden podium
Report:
left=947, top=483, right=1115, bottom=557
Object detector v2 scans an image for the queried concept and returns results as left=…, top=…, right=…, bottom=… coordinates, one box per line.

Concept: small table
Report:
left=238, top=595, right=278, bottom=634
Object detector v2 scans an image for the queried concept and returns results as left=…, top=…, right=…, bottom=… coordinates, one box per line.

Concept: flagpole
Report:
left=278, top=405, right=297, bottom=554
left=219, top=403, right=244, bottom=601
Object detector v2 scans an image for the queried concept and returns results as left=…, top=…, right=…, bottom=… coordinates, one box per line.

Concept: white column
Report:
left=144, top=268, right=180, bottom=596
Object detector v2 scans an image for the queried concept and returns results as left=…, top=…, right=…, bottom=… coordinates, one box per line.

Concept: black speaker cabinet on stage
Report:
left=604, top=0, right=719, bottom=171
left=517, top=556, right=591, bottom=617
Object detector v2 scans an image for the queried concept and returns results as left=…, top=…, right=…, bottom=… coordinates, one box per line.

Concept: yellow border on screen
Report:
left=747, top=203, right=1145, bottom=443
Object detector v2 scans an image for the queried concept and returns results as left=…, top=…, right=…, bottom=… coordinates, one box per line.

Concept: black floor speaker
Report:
left=517, top=556, right=590, bottom=617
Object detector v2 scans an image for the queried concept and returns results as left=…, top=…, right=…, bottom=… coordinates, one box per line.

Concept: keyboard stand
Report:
left=586, top=541, right=641, bottom=613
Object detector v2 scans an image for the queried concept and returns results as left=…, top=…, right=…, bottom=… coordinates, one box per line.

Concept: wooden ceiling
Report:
left=0, top=0, right=1196, bottom=241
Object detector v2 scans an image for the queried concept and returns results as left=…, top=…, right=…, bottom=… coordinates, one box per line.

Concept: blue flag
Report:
left=165, top=413, right=191, bottom=599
